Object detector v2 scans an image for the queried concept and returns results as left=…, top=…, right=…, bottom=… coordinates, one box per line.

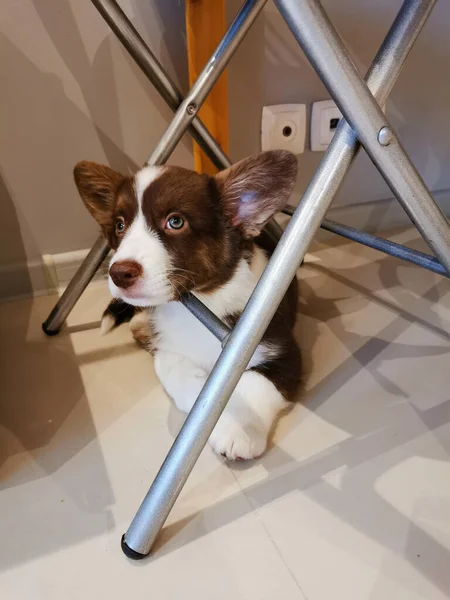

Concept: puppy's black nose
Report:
left=109, top=260, right=142, bottom=289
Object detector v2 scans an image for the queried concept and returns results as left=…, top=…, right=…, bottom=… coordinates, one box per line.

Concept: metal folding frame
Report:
left=41, top=0, right=449, bottom=558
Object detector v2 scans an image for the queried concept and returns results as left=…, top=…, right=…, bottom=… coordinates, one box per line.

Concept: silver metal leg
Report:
left=283, top=204, right=448, bottom=277
left=42, top=236, right=110, bottom=334
left=144, top=0, right=267, bottom=165
left=180, top=294, right=231, bottom=344
left=92, top=0, right=230, bottom=171
left=122, top=0, right=436, bottom=558
left=276, top=0, right=450, bottom=274
left=321, top=219, right=448, bottom=277
left=42, top=0, right=265, bottom=334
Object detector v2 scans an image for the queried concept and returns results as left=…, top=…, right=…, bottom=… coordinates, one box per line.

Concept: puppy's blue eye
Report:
left=167, top=215, right=184, bottom=230
left=115, top=219, right=125, bottom=235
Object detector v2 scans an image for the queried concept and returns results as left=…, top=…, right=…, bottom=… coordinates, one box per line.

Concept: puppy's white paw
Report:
left=208, top=414, right=268, bottom=461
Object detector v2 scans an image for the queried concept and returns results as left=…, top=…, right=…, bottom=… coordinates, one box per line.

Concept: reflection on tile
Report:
left=1, top=230, right=449, bottom=599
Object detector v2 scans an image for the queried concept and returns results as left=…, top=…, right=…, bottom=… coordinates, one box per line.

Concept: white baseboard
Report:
left=1, top=188, right=449, bottom=302
left=43, top=248, right=110, bottom=291
left=0, top=248, right=110, bottom=303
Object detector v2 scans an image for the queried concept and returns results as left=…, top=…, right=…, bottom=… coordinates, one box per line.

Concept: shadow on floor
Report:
left=0, top=292, right=115, bottom=571
left=144, top=244, right=450, bottom=597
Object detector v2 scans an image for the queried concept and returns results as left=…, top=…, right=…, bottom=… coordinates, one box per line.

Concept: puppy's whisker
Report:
left=170, top=276, right=192, bottom=297
left=170, top=270, right=196, bottom=286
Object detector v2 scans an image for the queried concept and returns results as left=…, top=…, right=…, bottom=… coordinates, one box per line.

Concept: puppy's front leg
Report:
left=154, top=351, right=207, bottom=414
left=208, top=370, right=288, bottom=461
left=155, top=351, right=288, bottom=461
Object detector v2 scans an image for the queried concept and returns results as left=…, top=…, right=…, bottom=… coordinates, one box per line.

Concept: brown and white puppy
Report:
left=74, top=151, right=301, bottom=460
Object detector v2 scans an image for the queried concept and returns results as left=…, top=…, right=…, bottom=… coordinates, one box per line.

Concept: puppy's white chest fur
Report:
left=153, top=246, right=275, bottom=370
left=154, top=302, right=222, bottom=370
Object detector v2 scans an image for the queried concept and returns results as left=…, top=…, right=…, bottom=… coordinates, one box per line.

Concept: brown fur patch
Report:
left=73, top=161, right=137, bottom=249
left=224, top=246, right=301, bottom=402
left=76, top=152, right=301, bottom=399
left=129, top=310, right=154, bottom=351
left=141, top=167, right=249, bottom=296
left=214, top=150, right=298, bottom=237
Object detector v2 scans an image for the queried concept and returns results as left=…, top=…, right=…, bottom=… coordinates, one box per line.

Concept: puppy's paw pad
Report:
left=209, top=423, right=267, bottom=461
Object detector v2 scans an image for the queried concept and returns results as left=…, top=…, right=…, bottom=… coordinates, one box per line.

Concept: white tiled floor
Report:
left=1, top=229, right=449, bottom=600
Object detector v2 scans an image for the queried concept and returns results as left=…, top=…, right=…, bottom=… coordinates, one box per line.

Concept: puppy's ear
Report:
left=213, top=150, right=297, bottom=237
left=73, top=161, right=123, bottom=227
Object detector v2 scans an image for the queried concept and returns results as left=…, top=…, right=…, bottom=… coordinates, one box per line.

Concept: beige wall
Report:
left=2, top=0, right=450, bottom=297
left=0, top=0, right=191, bottom=295
left=228, top=0, right=450, bottom=211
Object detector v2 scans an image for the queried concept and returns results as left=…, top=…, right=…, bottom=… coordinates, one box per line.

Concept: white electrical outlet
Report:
left=310, top=100, right=343, bottom=151
left=261, top=104, right=306, bottom=154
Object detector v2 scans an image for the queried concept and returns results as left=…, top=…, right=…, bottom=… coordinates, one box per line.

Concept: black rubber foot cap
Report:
left=121, top=535, right=148, bottom=560
left=42, top=323, right=59, bottom=336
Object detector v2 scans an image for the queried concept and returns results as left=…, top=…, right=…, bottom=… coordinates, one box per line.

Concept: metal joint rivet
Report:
left=187, top=103, right=197, bottom=116
left=378, top=126, right=393, bottom=146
